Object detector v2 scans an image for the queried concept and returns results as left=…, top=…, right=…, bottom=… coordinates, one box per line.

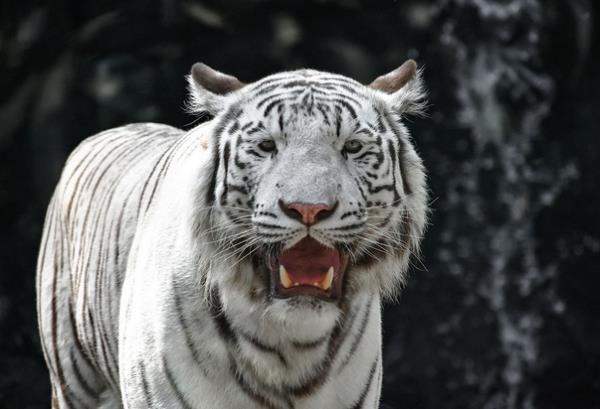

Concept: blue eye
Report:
left=258, top=140, right=276, bottom=152
left=343, top=140, right=363, bottom=154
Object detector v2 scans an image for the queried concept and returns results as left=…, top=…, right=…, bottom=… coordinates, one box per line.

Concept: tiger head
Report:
left=189, top=62, right=428, bottom=332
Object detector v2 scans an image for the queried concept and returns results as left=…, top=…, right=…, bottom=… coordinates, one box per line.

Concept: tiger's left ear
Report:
left=187, top=63, right=245, bottom=115
left=369, top=59, right=427, bottom=116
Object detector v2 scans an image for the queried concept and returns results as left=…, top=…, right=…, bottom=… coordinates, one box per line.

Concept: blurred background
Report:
left=1, top=0, right=599, bottom=408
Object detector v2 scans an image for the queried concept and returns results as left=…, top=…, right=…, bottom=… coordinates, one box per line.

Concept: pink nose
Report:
left=279, top=201, right=337, bottom=226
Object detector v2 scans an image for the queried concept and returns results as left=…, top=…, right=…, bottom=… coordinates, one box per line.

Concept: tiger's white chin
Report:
left=266, top=298, right=342, bottom=336
left=220, top=278, right=342, bottom=343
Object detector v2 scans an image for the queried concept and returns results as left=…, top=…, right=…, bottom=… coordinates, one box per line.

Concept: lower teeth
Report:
left=278, top=264, right=335, bottom=291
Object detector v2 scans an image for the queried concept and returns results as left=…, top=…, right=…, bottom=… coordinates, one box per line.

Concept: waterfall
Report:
left=432, top=0, right=579, bottom=407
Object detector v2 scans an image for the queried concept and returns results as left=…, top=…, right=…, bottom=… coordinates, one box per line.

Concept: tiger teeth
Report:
left=279, top=265, right=335, bottom=291
left=279, top=265, right=293, bottom=289
left=319, top=266, right=334, bottom=291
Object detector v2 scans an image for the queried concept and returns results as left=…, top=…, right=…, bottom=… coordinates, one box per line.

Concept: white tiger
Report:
left=36, top=60, right=428, bottom=409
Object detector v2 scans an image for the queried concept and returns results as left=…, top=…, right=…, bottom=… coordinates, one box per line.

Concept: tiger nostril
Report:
left=278, top=200, right=303, bottom=222
left=278, top=200, right=338, bottom=226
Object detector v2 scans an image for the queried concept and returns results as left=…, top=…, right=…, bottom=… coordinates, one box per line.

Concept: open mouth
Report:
left=269, top=237, right=348, bottom=300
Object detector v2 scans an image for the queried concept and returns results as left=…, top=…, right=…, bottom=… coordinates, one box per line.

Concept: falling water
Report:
left=437, top=0, right=579, bottom=407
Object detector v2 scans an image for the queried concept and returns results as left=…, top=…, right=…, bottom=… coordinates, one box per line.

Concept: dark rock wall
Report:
left=1, top=1, right=598, bottom=408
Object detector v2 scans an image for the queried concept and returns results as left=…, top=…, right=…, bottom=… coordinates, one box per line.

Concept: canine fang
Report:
left=320, top=266, right=334, bottom=290
left=279, top=265, right=293, bottom=289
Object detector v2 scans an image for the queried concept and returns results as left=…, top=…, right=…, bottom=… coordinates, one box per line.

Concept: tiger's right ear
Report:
left=187, top=63, right=245, bottom=115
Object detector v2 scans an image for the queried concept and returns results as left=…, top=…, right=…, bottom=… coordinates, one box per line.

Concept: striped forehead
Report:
left=242, top=70, right=374, bottom=120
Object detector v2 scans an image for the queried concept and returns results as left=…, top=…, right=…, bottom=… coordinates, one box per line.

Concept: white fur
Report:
left=37, top=66, right=429, bottom=409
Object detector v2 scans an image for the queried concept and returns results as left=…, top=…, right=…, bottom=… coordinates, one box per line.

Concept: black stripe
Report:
left=313, top=96, right=360, bottom=119
left=51, top=386, right=59, bottom=409
left=316, top=104, right=331, bottom=125
left=139, top=363, right=155, bottom=408
left=226, top=183, right=248, bottom=195
left=311, top=88, right=362, bottom=106
left=252, top=78, right=313, bottom=98
left=50, top=225, right=77, bottom=408
left=354, top=177, right=368, bottom=202
left=354, top=150, right=378, bottom=162
left=337, top=299, right=373, bottom=373
left=246, top=125, right=264, bottom=135
left=230, top=358, right=279, bottom=409
left=326, top=222, right=366, bottom=232
left=350, top=356, right=379, bottom=409
left=206, top=139, right=220, bottom=205
left=244, top=148, right=265, bottom=158
left=256, top=232, right=295, bottom=239
left=241, top=121, right=254, bottom=131
left=37, top=201, right=58, bottom=381
left=340, top=211, right=359, bottom=220
left=207, top=288, right=235, bottom=341
left=376, top=113, right=387, bottom=133
left=255, top=211, right=278, bottom=218
left=331, top=232, right=364, bottom=239
left=377, top=214, right=393, bottom=228
left=300, top=88, right=314, bottom=111
left=254, top=222, right=289, bottom=230
left=219, top=141, right=231, bottom=205
left=256, top=89, right=303, bottom=108
left=163, top=356, right=194, bottom=409
left=228, top=120, right=240, bottom=134
left=207, top=105, right=242, bottom=204
left=382, top=111, right=413, bottom=195
left=264, top=98, right=291, bottom=117
left=396, top=212, right=413, bottom=258
left=67, top=302, right=99, bottom=394
left=373, top=364, right=383, bottom=408
left=114, top=185, right=138, bottom=288
left=355, top=126, right=375, bottom=136
left=361, top=175, right=395, bottom=195
left=311, top=78, right=367, bottom=94
left=234, top=147, right=248, bottom=170
left=69, top=348, right=97, bottom=398
left=239, top=331, right=288, bottom=367
left=173, top=285, right=209, bottom=376
left=144, top=135, right=190, bottom=212
left=134, top=138, right=174, bottom=216
left=93, top=189, right=121, bottom=388
left=387, top=139, right=401, bottom=202
left=292, top=333, right=330, bottom=350
left=335, top=106, right=342, bottom=137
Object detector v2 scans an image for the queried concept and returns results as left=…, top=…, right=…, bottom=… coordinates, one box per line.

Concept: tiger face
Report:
left=190, top=62, right=427, bottom=326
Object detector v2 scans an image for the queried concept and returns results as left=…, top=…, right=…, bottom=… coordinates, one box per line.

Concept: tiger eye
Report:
left=343, top=140, right=363, bottom=154
left=258, top=140, right=276, bottom=152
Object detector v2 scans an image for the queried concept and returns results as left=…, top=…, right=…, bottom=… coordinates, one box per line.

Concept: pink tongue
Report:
left=279, top=237, right=341, bottom=283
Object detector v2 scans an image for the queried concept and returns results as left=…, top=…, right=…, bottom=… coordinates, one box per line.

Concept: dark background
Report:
left=1, top=0, right=599, bottom=408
